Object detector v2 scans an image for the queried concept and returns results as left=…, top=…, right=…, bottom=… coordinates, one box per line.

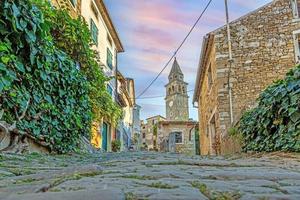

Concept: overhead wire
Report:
left=136, top=0, right=213, bottom=99
left=137, top=90, right=194, bottom=100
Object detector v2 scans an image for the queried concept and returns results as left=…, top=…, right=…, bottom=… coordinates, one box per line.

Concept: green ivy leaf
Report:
left=15, top=62, right=25, bottom=73
left=1, top=56, right=10, bottom=64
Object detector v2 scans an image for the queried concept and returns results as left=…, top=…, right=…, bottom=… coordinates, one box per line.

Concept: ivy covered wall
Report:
left=0, top=0, right=122, bottom=153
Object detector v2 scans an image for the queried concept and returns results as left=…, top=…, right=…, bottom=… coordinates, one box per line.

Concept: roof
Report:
left=116, top=70, right=133, bottom=107
left=95, top=0, right=124, bottom=52
left=146, top=115, right=166, bottom=120
left=159, top=120, right=198, bottom=126
left=169, top=58, right=183, bottom=78
left=193, top=0, right=275, bottom=103
left=193, top=34, right=214, bottom=103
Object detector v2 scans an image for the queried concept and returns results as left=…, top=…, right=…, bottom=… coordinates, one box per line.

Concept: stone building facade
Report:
left=140, top=116, right=166, bottom=151
left=80, top=0, right=124, bottom=152
left=158, top=121, right=197, bottom=155
left=193, top=0, right=300, bottom=155
left=157, top=59, right=197, bottom=155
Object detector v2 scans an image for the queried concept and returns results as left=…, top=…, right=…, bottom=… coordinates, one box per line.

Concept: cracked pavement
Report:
left=0, top=152, right=300, bottom=200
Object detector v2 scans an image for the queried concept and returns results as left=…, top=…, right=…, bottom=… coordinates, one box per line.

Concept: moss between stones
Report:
left=148, top=182, right=178, bottom=189
left=125, top=192, right=140, bottom=200
left=37, top=170, right=103, bottom=192
left=121, top=175, right=157, bottom=180
left=190, top=181, right=241, bottom=200
left=14, top=178, right=40, bottom=185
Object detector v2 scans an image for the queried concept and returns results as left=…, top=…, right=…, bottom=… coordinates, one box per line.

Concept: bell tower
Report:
left=165, top=58, right=189, bottom=121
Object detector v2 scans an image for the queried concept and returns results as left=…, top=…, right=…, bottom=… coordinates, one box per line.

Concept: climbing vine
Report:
left=0, top=0, right=93, bottom=153
left=31, top=0, right=123, bottom=124
left=0, top=0, right=122, bottom=153
left=238, top=65, right=300, bottom=152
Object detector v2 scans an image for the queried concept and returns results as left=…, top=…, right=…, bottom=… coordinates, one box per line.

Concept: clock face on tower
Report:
left=169, top=101, right=173, bottom=107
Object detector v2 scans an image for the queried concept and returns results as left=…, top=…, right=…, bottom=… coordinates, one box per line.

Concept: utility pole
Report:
left=224, top=0, right=234, bottom=125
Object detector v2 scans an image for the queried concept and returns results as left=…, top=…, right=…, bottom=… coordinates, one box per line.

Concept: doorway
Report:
left=102, top=122, right=109, bottom=151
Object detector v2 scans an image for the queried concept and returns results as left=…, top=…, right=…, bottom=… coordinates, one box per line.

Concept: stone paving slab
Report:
left=2, top=189, right=124, bottom=200
left=0, top=152, right=300, bottom=200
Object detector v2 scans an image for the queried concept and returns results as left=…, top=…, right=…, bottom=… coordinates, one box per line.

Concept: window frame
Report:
left=293, top=30, right=300, bottom=63
left=107, top=48, right=113, bottom=69
left=107, top=84, right=113, bottom=96
left=292, top=0, right=300, bottom=18
left=175, top=132, right=183, bottom=144
left=90, top=19, right=98, bottom=46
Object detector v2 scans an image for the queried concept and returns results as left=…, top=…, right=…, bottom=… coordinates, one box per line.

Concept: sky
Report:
left=104, top=0, right=272, bottom=121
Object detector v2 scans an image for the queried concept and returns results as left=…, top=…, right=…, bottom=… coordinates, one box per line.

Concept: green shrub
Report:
left=238, top=65, right=300, bottom=152
left=0, top=0, right=123, bottom=153
left=0, top=0, right=92, bottom=153
left=111, top=140, right=121, bottom=152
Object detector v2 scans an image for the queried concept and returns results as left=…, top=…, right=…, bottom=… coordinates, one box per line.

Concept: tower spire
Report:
left=169, top=57, right=183, bottom=80
left=165, top=58, right=189, bottom=121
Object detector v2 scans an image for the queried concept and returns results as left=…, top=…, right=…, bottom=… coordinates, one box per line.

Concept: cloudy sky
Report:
left=104, top=0, right=272, bottom=120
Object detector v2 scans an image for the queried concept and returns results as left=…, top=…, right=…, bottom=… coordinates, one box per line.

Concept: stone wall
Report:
left=198, top=0, right=300, bottom=155
left=198, top=40, right=221, bottom=155
left=140, top=116, right=166, bottom=151
left=158, top=122, right=197, bottom=155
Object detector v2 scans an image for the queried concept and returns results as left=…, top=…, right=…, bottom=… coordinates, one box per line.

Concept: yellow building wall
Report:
left=91, top=122, right=102, bottom=149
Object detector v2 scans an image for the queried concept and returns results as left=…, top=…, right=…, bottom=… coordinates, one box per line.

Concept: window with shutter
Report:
left=107, top=48, right=113, bottom=69
left=90, top=19, right=98, bottom=46
left=107, top=84, right=113, bottom=96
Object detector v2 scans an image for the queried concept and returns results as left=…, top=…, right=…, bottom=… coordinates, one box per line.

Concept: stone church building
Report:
left=157, top=59, right=198, bottom=155
left=193, top=0, right=300, bottom=155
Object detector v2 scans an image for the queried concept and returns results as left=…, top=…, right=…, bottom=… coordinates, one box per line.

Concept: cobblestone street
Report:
left=0, top=152, right=300, bottom=200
